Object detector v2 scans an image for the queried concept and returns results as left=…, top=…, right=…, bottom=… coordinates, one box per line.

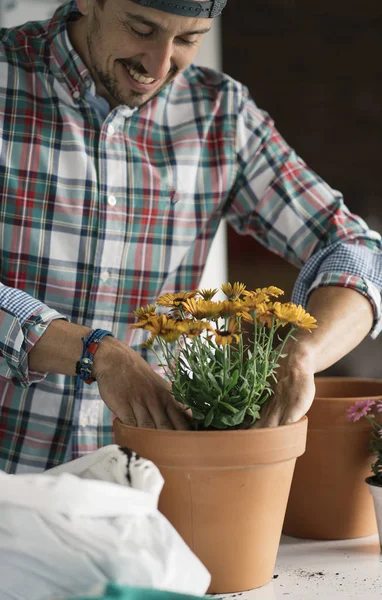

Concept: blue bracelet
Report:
left=75, top=328, right=113, bottom=392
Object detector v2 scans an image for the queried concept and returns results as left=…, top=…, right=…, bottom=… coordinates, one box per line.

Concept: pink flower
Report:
left=376, top=402, right=382, bottom=413
left=346, top=400, right=376, bottom=422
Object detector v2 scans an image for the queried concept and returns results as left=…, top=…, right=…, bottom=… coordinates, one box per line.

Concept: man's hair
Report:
left=96, top=0, right=107, bottom=7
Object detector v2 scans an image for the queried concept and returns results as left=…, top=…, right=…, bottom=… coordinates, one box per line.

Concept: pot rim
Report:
left=314, top=395, right=382, bottom=402
left=315, top=377, right=382, bottom=383
left=113, top=416, right=308, bottom=467
left=314, top=376, right=382, bottom=401
left=113, top=414, right=306, bottom=437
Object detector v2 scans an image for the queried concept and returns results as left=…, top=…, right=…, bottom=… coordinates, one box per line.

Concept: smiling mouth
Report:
left=128, top=66, right=156, bottom=85
left=119, top=61, right=157, bottom=88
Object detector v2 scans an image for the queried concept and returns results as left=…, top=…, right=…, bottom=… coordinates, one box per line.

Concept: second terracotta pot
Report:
left=283, top=377, right=382, bottom=540
left=114, top=416, right=307, bottom=593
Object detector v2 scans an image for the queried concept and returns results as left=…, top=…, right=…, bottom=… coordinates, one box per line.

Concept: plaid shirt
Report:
left=1, top=2, right=381, bottom=473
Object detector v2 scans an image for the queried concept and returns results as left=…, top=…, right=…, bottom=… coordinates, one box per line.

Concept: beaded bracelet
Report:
left=75, top=328, right=113, bottom=392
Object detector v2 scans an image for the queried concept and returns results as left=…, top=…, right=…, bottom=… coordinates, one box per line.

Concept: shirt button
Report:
left=72, top=89, right=81, bottom=100
left=108, top=124, right=115, bottom=135
left=101, top=270, right=110, bottom=282
left=108, top=195, right=117, bottom=206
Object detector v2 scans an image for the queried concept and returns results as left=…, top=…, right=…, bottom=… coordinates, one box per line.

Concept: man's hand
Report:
left=94, top=336, right=191, bottom=430
left=254, top=285, right=375, bottom=428
left=254, top=346, right=316, bottom=428
left=29, top=319, right=191, bottom=431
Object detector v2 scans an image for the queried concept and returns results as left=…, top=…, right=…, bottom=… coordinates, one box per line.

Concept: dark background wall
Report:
left=222, top=0, right=382, bottom=378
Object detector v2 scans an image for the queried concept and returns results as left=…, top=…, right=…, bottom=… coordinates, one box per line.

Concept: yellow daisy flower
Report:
left=160, top=325, right=189, bottom=342
left=143, top=315, right=189, bottom=341
left=241, top=292, right=270, bottom=310
left=133, top=304, right=157, bottom=321
left=196, top=288, right=219, bottom=300
left=182, top=298, right=222, bottom=320
left=221, top=282, right=247, bottom=300
left=257, top=286, right=284, bottom=298
left=213, top=321, right=241, bottom=346
left=235, top=310, right=254, bottom=324
left=255, top=303, right=276, bottom=327
left=182, top=320, right=213, bottom=338
left=131, top=314, right=162, bottom=333
left=294, top=305, right=318, bottom=331
left=272, top=302, right=300, bottom=325
left=142, top=335, right=156, bottom=348
left=219, top=300, right=243, bottom=317
left=272, top=302, right=317, bottom=331
left=157, top=291, right=197, bottom=308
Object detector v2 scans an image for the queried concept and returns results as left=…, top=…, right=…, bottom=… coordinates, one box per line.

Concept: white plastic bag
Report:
left=0, top=445, right=210, bottom=600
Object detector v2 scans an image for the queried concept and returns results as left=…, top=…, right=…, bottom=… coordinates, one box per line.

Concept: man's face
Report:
left=75, top=0, right=212, bottom=108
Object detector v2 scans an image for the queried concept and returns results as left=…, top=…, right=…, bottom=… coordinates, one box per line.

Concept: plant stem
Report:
left=273, top=326, right=295, bottom=364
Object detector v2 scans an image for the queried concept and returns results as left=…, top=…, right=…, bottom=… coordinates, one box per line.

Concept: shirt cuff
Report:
left=292, top=271, right=382, bottom=339
left=0, top=305, right=66, bottom=387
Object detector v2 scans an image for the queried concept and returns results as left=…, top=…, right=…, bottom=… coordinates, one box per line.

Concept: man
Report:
left=0, top=0, right=380, bottom=473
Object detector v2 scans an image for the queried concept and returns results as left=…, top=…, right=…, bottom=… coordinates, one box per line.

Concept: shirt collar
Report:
left=48, top=1, right=93, bottom=98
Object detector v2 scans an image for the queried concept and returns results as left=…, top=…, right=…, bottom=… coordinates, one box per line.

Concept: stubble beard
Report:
left=86, top=33, right=176, bottom=109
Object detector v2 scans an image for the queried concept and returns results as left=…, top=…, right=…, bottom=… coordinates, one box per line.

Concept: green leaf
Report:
left=219, top=401, right=238, bottom=414
left=226, top=369, right=239, bottom=393
left=214, top=348, right=225, bottom=364
left=247, top=404, right=261, bottom=419
left=191, top=409, right=206, bottom=420
left=204, top=407, right=215, bottom=428
left=207, top=372, right=222, bottom=395
left=219, top=408, right=247, bottom=427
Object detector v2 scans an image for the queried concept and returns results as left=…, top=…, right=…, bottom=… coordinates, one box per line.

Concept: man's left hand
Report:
left=253, top=345, right=316, bottom=428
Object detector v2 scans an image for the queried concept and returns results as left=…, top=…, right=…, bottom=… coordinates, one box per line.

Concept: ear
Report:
left=76, top=0, right=90, bottom=16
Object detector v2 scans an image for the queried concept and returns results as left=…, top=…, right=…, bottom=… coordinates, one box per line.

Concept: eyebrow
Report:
left=123, top=11, right=212, bottom=36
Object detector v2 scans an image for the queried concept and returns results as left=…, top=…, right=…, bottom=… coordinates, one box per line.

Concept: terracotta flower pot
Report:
left=283, top=377, right=382, bottom=540
left=366, top=477, right=382, bottom=549
left=114, top=417, right=308, bottom=594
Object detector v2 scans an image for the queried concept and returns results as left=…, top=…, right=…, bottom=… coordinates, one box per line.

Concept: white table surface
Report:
left=213, top=534, right=382, bottom=600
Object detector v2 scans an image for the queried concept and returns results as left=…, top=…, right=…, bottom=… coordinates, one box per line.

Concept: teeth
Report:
left=128, top=67, right=155, bottom=84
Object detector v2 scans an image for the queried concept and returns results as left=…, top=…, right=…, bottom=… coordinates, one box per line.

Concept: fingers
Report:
left=261, top=407, right=286, bottom=428
left=147, top=401, right=175, bottom=429
left=166, top=401, right=192, bottom=430
left=133, top=395, right=191, bottom=430
left=131, top=385, right=175, bottom=429
left=132, top=400, right=158, bottom=429
left=279, top=410, right=303, bottom=426
left=118, top=401, right=137, bottom=427
left=97, top=343, right=192, bottom=430
left=119, top=386, right=173, bottom=429
left=148, top=373, right=192, bottom=430
left=148, top=375, right=183, bottom=429
left=257, top=373, right=316, bottom=428
left=279, top=400, right=309, bottom=426
left=255, top=399, right=286, bottom=428
left=117, top=392, right=161, bottom=429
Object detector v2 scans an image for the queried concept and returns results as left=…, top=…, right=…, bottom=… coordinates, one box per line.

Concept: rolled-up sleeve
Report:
left=0, top=284, right=66, bottom=386
left=225, top=85, right=382, bottom=337
left=292, top=245, right=382, bottom=338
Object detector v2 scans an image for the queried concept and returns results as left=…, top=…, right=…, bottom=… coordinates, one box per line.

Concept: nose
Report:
left=141, top=40, right=173, bottom=81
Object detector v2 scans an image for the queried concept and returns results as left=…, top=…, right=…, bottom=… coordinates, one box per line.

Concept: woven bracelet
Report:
left=75, top=328, right=113, bottom=392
